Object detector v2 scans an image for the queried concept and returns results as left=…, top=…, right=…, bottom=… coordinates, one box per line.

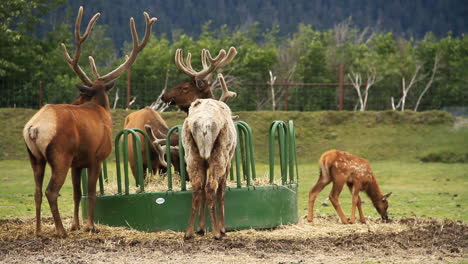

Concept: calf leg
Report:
left=356, top=195, right=366, bottom=223
left=307, top=170, right=331, bottom=222
left=329, top=181, right=348, bottom=224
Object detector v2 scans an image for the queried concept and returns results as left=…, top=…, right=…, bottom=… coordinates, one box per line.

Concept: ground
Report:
left=1, top=216, right=466, bottom=264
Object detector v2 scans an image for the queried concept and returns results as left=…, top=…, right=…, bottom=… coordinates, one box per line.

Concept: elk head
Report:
left=162, top=47, right=237, bottom=112
left=144, top=125, right=182, bottom=175
left=62, top=6, right=157, bottom=108
left=375, top=192, right=392, bottom=221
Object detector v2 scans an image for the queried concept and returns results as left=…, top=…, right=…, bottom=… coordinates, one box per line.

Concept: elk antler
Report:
left=217, top=73, right=237, bottom=102
left=175, top=47, right=237, bottom=80
left=98, top=13, right=157, bottom=83
left=144, top=125, right=167, bottom=168
left=60, top=6, right=100, bottom=86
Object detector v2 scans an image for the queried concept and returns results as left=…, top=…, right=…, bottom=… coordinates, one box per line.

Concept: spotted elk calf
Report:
left=23, top=7, right=156, bottom=237
left=161, top=47, right=237, bottom=112
left=307, top=150, right=392, bottom=224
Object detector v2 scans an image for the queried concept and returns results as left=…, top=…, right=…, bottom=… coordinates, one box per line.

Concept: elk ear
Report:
left=76, top=84, right=95, bottom=97
left=382, top=192, right=392, bottom=201
left=104, top=80, right=116, bottom=91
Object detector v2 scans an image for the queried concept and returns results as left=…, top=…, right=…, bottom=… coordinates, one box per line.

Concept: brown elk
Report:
left=124, top=107, right=181, bottom=180
left=23, top=6, right=156, bottom=237
left=161, top=47, right=237, bottom=112
left=307, top=150, right=392, bottom=224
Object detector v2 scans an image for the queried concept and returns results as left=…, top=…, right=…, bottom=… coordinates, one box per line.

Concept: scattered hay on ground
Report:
left=1, top=216, right=466, bottom=263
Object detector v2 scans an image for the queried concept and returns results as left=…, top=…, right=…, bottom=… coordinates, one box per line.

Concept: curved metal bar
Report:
left=114, top=130, right=126, bottom=194
left=236, top=121, right=256, bottom=180
left=131, top=128, right=154, bottom=177
left=288, top=120, right=298, bottom=183
left=269, top=121, right=288, bottom=185
left=234, top=124, right=242, bottom=188
left=127, top=129, right=145, bottom=192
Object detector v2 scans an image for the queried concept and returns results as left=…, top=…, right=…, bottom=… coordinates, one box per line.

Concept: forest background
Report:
left=1, top=0, right=467, bottom=112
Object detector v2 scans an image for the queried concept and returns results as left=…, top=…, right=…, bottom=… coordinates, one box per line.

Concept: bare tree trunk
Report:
left=414, top=54, right=440, bottom=111
left=392, top=65, right=421, bottom=111
left=348, top=72, right=364, bottom=111
left=113, top=88, right=119, bottom=110
left=269, top=70, right=277, bottom=111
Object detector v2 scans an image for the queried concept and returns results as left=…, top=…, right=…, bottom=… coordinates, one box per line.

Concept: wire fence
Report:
left=1, top=79, right=466, bottom=113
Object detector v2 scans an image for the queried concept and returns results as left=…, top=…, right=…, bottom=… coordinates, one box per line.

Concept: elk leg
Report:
left=329, top=181, right=348, bottom=224
left=184, top=160, right=206, bottom=240
left=347, top=183, right=362, bottom=224
left=307, top=175, right=331, bottom=222
left=205, top=179, right=220, bottom=240
left=185, top=182, right=203, bottom=240
left=196, top=186, right=206, bottom=235
left=216, top=175, right=227, bottom=236
left=70, top=167, right=83, bottom=231
left=28, top=150, right=46, bottom=236
left=83, top=162, right=101, bottom=233
left=356, top=195, right=366, bottom=223
left=46, top=161, right=71, bottom=238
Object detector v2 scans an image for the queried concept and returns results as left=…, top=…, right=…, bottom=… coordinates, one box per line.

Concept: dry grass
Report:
left=1, top=216, right=466, bottom=264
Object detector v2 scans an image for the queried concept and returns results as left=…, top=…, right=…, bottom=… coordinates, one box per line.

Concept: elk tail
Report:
left=318, top=156, right=331, bottom=181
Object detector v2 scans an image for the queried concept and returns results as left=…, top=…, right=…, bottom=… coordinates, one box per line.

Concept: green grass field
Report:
left=0, top=109, right=466, bottom=222
left=1, top=160, right=467, bottom=221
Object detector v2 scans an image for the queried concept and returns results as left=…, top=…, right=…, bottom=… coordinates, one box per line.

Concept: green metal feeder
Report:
left=81, top=120, right=298, bottom=232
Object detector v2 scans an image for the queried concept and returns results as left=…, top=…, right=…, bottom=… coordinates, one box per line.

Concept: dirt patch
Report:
left=0, top=216, right=466, bottom=263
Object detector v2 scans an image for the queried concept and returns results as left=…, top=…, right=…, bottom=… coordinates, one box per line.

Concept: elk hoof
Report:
left=54, top=231, right=68, bottom=239
left=184, top=233, right=194, bottom=240
left=84, top=225, right=99, bottom=233
left=213, top=234, right=222, bottom=240
left=196, top=229, right=205, bottom=236
left=220, top=228, right=226, bottom=236
left=70, top=224, right=80, bottom=231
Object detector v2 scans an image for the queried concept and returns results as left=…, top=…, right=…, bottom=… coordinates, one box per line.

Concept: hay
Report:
left=101, top=171, right=284, bottom=195
left=1, top=216, right=466, bottom=264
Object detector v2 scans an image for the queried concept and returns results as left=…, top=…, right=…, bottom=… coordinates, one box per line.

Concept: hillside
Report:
left=35, top=0, right=467, bottom=49
left=3, top=109, right=467, bottom=164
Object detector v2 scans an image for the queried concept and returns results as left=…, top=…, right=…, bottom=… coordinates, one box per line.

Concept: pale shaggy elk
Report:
left=183, top=98, right=237, bottom=240
left=23, top=6, right=156, bottom=237
left=161, top=47, right=237, bottom=112
left=307, top=150, right=392, bottom=224
left=124, top=107, right=181, bottom=180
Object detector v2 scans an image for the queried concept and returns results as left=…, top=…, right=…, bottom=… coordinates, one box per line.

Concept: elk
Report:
left=307, top=150, right=392, bottom=224
left=123, top=107, right=181, bottom=180
left=23, top=6, right=156, bottom=237
left=161, top=47, right=237, bottom=112
left=178, top=73, right=236, bottom=240
left=182, top=98, right=237, bottom=240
